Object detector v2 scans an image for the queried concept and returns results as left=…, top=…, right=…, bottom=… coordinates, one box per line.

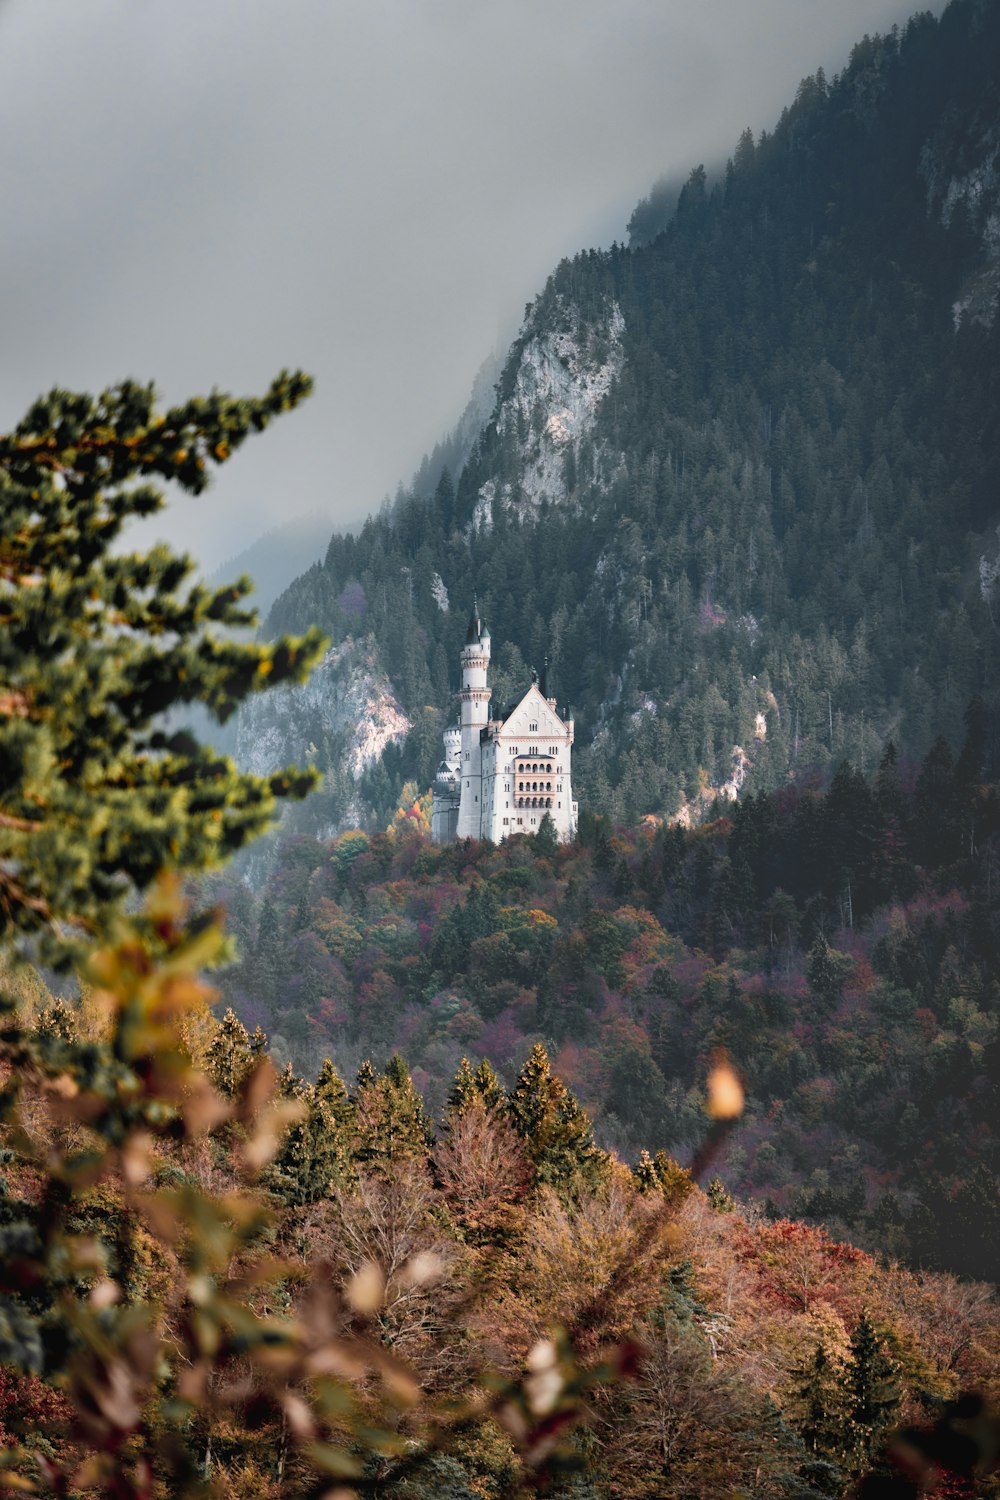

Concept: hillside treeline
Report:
left=213, top=704, right=1000, bottom=1284
left=4, top=986, right=998, bottom=1499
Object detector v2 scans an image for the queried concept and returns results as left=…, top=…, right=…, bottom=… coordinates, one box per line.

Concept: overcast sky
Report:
left=0, top=0, right=929, bottom=575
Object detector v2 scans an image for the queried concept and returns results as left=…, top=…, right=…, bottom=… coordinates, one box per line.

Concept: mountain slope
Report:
left=262, top=0, right=1000, bottom=829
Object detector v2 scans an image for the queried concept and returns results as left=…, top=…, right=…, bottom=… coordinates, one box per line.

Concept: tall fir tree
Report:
left=790, top=1341, right=847, bottom=1492
left=508, top=1043, right=608, bottom=1195
left=206, top=1007, right=255, bottom=1097
left=446, top=1056, right=507, bottom=1118
left=354, top=1054, right=432, bottom=1170
left=266, top=1065, right=355, bottom=1207
left=842, top=1313, right=901, bottom=1471
left=0, top=374, right=325, bottom=961
left=315, top=1056, right=357, bottom=1134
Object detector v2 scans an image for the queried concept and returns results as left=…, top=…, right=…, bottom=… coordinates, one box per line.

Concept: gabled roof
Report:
left=496, top=682, right=570, bottom=736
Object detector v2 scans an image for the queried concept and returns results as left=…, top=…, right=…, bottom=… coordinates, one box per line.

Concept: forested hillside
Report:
left=210, top=702, right=1000, bottom=1286
left=257, top=0, right=1000, bottom=832
left=7, top=959, right=999, bottom=1498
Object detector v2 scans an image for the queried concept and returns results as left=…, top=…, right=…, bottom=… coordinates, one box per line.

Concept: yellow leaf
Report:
left=345, top=1261, right=384, bottom=1315
left=706, top=1060, right=744, bottom=1120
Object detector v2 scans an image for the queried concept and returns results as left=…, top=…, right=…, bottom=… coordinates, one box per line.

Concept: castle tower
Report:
left=455, top=601, right=491, bottom=839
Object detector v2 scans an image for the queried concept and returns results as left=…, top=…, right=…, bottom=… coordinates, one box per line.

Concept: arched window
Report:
left=546, top=797, right=552, bottom=808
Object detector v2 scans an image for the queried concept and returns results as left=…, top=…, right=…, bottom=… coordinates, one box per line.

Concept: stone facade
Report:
left=431, top=606, right=576, bottom=845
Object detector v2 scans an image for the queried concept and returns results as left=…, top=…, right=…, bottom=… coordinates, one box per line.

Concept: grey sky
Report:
left=1, top=0, right=928, bottom=576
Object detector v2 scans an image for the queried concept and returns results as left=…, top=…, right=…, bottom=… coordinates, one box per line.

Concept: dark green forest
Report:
left=265, top=0, right=1000, bottom=833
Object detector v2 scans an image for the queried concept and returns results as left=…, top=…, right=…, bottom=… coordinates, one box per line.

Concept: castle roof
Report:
left=464, top=597, right=484, bottom=644
left=487, top=680, right=572, bottom=737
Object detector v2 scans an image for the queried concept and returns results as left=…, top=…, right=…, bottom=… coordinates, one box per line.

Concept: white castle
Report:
left=431, top=602, right=577, bottom=845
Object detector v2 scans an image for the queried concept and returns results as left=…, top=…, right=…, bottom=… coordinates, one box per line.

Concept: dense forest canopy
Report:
left=212, top=707, right=1000, bottom=1288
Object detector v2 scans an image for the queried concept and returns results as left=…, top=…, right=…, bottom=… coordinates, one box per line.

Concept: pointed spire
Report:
left=465, top=595, right=482, bottom=644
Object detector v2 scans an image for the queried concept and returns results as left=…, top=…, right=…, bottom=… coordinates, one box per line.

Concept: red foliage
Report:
left=733, top=1217, right=871, bottom=1316
left=0, top=1366, right=73, bottom=1453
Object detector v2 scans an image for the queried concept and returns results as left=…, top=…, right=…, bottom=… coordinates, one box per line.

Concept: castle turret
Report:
left=456, top=601, right=491, bottom=838
left=442, top=724, right=461, bottom=771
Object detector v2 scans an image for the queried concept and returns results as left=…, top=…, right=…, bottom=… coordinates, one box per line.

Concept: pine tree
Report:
left=206, top=1007, right=255, bottom=1097
left=705, top=1175, right=736, bottom=1213
left=315, top=1056, right=356, bottom=1133
left=842, top=1313, right=901, bottom=1470
left=508, top=1043, right=556, bottom=1140
left=355, top=1059, right=378, bottom=1090
left=472, top=1058, right=506, bottom=1112
left=446, top=1056, right=506, bottom=1117
left=0, top=374, right=325, bottom=962
left=805, top=935, right=853, bottom=1009
left=535, top=812, right=559, bottom=856
left=633, top=1149, right=658, bottom=1194
left=634, top=1149, right=695, bottom=1211
left=752, top=1397, right=821, bottom=1500
left=266, top=1064, right=355, bottom=1207
left=789, top=1342, right=847, bottom=1496
left=354, top=1055, right=432, bottom=1170
left=446, top=1057, right=478, bottom=1115
left=508, top=1043, right=608, bottom=1196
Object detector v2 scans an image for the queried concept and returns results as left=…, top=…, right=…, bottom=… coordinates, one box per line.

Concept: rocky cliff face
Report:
left=472, top=296, right=625, bottom=532
left=235, top=636, right=410, bottom=784
left=922, top=101, right=1000, bottom=327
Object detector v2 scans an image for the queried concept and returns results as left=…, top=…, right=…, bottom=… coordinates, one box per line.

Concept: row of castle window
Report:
left=518, top=781, right=552, bottom=792
left=516, top=761, right=554, bottom=774
left=515, top=797, right=553, bottom=809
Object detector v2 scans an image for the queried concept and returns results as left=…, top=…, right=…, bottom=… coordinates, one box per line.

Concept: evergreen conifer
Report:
left=316, top=1056, right=356, bottom=1132
left=635, top=1150, right=695, bottom=1211
left=508, top=1043, right=608, bottom=1195
left=446, top=1056, right=507, bottom=1117
left=354, top=1055, right=432, bottom=1169
left=266, top=1064, right=355, bottom=1206
left=0, top=375, right=325, bottom=961
left=790, top=1342, right=847, bottom=1495
left=206, top=1007, right=255, bottom=1097
left=473, top=1058, right=506, bottom=1112
left=447, top=1057, right=478, bottom=1115
left=842, top=1313, right=901, bottom=1469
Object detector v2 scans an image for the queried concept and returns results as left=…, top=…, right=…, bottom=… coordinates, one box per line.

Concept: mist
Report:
left=0, top=0, right=929, bottom=573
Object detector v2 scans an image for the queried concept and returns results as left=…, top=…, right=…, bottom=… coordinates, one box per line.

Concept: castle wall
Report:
left=431, top=793, right=460, bottom=845
left=482, top=685, right=575, bottom=843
